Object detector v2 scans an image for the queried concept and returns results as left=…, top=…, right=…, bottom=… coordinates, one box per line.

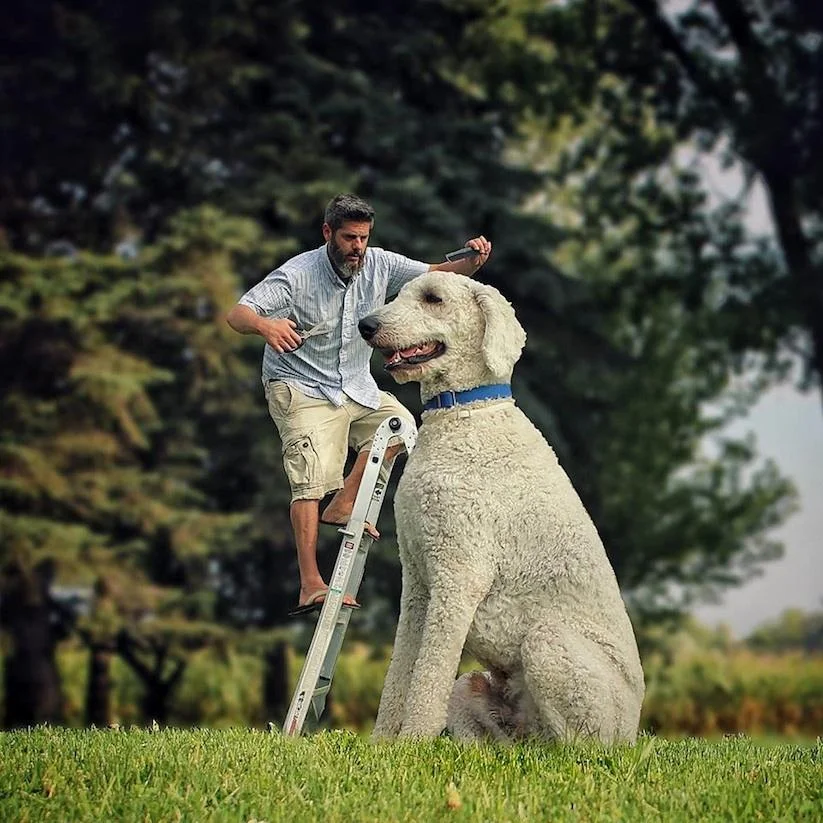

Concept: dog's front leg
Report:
left=372, top=564, right=428, bottom=739
left=399, top=573, right=492, bottom=738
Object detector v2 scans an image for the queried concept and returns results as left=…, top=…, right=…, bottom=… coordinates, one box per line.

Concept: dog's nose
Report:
left=358, top=314, right=380, bottom=341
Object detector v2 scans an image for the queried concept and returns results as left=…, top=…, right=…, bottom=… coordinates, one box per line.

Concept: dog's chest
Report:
left=399, top=408, right=536, bottom=487
left=397, top=419, right=491, bottom=501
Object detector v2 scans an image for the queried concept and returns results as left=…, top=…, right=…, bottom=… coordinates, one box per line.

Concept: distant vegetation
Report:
left=3, top=611, right=820, bottom=737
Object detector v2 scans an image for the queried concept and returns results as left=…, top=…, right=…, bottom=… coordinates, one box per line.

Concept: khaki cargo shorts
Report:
left=264, top=380, right=416, bottom=502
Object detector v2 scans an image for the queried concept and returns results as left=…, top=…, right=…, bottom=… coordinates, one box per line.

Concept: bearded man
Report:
left=226, top=193, right=490, bottom=614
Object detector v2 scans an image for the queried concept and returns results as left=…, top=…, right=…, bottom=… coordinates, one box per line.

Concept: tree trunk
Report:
left=760, top=167, right=823, bottom=396
left=141, top=684, right=173, bottom=725
left=263, top=641, right=291, bottom=723
left=115, top=630, right=187, bottom=726
left=84, top=645, right=113, bottom=727
left=0, top=560, right=65, bottom=728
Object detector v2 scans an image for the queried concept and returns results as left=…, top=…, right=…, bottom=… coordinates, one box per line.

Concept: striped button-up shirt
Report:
left=239, top=244, right=429, bottom=408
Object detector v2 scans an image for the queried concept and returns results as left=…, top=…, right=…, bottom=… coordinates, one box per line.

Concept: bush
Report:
left=641, top=647, right=823, bottom=737
left=4, top=637, right=822, bottom=735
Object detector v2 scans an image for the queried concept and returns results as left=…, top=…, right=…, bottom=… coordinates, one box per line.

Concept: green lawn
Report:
left=1, top=728, right=821, bottom=822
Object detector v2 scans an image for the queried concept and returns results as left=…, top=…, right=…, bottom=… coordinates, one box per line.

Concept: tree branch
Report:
left=625, top=0, right=737, bottom=113
left=708, top=3, right=823, bottom=388
left=116, top=630, right=153, bottom=685
left=711, top=0, right=784, bottom=121
left=167, top=658, right=186, bottom=691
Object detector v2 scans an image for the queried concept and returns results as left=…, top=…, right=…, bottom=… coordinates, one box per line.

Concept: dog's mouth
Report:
left=380, top=341, right=446, bottom=371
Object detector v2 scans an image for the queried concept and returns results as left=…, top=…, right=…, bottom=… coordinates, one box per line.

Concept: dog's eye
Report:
left=423, top=292, right=443, bottom=305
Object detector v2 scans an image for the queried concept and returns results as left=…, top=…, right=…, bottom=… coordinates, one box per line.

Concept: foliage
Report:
left=0, top=206, right=297, bottom=720
left=745, top=608, right=823, bottom=654
left=6, top=624, right=823, bottom=737
left=642, top=647, right=823, bottom=737
left=0, top=208, right=264, bottom=586
left=481, top=0, right=803, bottom=612
left=538, top=0, right=823, bottom=394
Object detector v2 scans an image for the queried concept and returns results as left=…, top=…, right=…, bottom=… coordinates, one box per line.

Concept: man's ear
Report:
left=322, top=223, right=332, bottom=243
left=474, top=284, right=526, bottom=379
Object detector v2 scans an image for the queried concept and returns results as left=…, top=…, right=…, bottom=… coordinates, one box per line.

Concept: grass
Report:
left=1, top=728, right=821, bottom=822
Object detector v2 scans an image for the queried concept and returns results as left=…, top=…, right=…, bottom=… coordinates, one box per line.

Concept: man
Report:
left=226, top=193, right=491, bottom=614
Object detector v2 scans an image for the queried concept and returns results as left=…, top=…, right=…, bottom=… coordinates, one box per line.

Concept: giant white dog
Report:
left=358, top=272, right=644, bottom=743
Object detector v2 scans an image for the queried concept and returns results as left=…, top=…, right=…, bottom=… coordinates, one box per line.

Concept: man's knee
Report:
left=353, top=397, right=417, bottom=455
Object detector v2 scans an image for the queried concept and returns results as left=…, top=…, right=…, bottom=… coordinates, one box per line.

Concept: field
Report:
left=1, top=727, right=821, bottom=822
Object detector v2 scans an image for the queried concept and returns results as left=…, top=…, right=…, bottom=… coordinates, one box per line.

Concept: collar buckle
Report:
left=435, top=390, right=457, bottom=409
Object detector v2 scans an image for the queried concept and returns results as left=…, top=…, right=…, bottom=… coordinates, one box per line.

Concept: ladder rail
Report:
left=282, top=415, right=416, bottom=736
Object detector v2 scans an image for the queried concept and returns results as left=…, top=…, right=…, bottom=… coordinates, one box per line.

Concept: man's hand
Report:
left=463, top=236, right=492, bottom=269
left=430, top=235, right=492, bottom=276
left=225, top=305, right=304, bottom=352
left=260, top=317, right=304, bottom=353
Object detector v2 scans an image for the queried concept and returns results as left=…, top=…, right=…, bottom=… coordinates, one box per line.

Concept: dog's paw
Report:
left=398, top=719, right=447, bottom=739
left=370, top=724, right=401, bottom=742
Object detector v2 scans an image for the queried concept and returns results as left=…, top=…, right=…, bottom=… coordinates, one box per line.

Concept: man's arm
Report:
left=225, top=304, right=304, bottom=354
left=428, top=235, right=492, bottom=276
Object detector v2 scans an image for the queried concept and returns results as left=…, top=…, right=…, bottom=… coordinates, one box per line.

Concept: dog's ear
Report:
left=474, top=284, right=527, bottom=378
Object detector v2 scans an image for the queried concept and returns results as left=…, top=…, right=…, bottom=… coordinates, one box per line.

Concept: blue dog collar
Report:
left=423, top=384, right=512, bottom=412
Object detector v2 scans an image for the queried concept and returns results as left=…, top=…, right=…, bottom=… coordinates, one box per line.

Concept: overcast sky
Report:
left=693, top=385, right=823, bottom=635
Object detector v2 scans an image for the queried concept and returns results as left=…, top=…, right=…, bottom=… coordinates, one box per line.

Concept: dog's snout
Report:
left=358, top=314, right=380, bottom=341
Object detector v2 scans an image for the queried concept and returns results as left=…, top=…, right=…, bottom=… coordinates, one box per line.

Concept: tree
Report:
left=444, top=0, right=798, bottom=615
left=746, top=608, right=823, bottom=653
left=0, top=556, right=69, bottom=727
left=0, top=207, right=280, bottom=725
left=561, top=0, right=823, bottom=400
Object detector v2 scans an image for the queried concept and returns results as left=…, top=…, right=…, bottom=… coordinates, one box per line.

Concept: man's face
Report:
left=324, top=220, right=371, bottom=277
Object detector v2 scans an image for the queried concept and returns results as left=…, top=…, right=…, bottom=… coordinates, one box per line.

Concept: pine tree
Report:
left=0, top=207, right=275, bottom=724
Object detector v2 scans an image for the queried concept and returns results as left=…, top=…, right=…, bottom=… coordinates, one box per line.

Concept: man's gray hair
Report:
left=324, top=194, right=376, bottom=232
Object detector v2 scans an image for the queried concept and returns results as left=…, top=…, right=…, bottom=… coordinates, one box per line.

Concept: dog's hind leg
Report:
left=520, top=622, right=641, bottom=744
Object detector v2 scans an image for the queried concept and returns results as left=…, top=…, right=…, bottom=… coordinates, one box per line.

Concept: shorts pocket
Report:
left=266, top=380, right=295, bottom=417
left=282, top=434, right=321, bottom=490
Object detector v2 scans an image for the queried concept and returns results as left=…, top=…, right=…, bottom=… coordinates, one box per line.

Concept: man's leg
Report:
left=264, top=380, right=352, bottom=608
left=291, top=498, right=323, bottom=606
left=292, top=498, right=358, bottom=608
left=321, top=392, right=416, bottom=535
left=320, top=445, right=402, bottom=538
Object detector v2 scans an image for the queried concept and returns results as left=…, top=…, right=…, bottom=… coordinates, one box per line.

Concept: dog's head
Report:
left=359, top=273, right=526, bottom=399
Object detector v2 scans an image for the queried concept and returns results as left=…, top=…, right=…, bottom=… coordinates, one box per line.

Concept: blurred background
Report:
left=1, top=0, right=821, bottom=737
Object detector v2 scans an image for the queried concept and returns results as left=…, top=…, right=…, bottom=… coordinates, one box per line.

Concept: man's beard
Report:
left=328, top=240, right=365, bottom=278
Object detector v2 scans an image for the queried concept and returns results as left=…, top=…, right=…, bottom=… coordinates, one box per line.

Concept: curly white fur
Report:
left=360, top=273, right=645, bottom=744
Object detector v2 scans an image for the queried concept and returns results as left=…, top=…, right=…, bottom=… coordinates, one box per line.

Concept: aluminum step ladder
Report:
left=282, top=415, right=417, bottom=736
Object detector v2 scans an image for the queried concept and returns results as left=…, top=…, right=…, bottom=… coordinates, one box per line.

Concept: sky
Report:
left=692, top=385, right=823, bottom=636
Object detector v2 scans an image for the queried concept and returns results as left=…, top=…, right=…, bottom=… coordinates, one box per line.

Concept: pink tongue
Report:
left=399, top=345, right=424, bottom=357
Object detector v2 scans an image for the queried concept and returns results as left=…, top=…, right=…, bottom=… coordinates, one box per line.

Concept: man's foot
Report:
left=298, top=587, right=359, bottom=609
left=321, top=495, right=380, bottom=539
left=289, top=587, right=360, bottom=618
left=319, top=513, right=380, bottom=540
